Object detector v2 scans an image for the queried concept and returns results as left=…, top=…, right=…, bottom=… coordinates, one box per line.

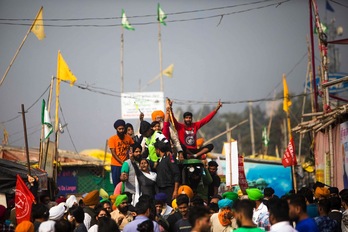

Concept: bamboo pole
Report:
left=0, top=7, right=43, bottom=87
left=248, top=102, right=256, bottom=156
left=158, top=22, right=164, bottom=92
left=120, top=27, right=124, bottom=93
left=21, top=104, right=31, bottom=176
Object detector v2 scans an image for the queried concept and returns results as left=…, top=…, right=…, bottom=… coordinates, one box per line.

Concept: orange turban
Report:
left=83, top=190, right=100, bottom=206
left=314, top=187, right=330, bottom=199
left=151, top=110, right=165, bottom=121
left=15, top=221, right=34, bottom=232
left=178, top=185, right=194, bottom=199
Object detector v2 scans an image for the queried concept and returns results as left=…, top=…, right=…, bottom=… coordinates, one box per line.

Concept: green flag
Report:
left=41, top=99, right=53, bottom=140
left=157, top=3, right=167, bottom=26
left=262, top=127, right=269, bottom=146
left=121, top=9, right=135, bottom=31
left=314, top=23, right=327, bottom=34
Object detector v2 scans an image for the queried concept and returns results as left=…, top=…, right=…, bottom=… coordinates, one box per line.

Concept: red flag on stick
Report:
left=282, top=138, right=297, bottom=167
left=15, top=174, right=35, bottom=224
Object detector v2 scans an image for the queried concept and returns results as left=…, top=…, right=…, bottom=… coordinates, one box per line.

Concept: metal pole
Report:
left=21, top=104, right=31, bottom=176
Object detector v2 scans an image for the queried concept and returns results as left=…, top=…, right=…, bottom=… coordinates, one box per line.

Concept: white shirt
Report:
left=252, top=202, right=268, bottom=224
left=270, top=221, right=298, bottom=232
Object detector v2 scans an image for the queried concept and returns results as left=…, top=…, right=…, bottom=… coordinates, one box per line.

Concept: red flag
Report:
left=282, top=138, right=297, bottom=167
left=238, top=154, right=249, bottom=194
left=15, top=175, right=35, bottom=224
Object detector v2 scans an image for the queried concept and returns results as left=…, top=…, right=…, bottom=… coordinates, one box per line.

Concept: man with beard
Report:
left=189, top=206, right=211, bottom=232
left=288, top=194, right=319, bottom=232
left=169, top=100, right=222, bottom=159
left=110, top=194, right=133, bottom=230
left=233, top=199, right=264, bottom=232
left=108, top=119, right=134, bottom=187
left=120, top=143, right=142, bottom=205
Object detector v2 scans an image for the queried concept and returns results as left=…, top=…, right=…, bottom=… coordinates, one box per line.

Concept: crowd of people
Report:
left=2, top=100, right=348, bottom=231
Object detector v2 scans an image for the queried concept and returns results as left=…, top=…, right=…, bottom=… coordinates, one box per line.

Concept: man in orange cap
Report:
left=82, top=190, right=99, bottom=229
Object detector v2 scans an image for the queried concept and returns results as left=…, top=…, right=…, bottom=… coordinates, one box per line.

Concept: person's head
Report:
left=188, top=206, right=211, bottom=232
left=154, top=193, right=167, bottom=215
left=69, top=206, right=84, bottom=224
left=101, top=201, right=112, bottom=213
left=268, top=198, right=290, bottom=225
left=151, top=110, right=165, bottom=122
left=176, top=194, right=190, bottom=218
left=233, top=199, right=256, bottom=227
left=264, top=187, right=275, bottom=199
left=31, top=203, right=49, bottom=221
left=139, top=159, right=150, bottom=173
left=154, top=140, right=170, bottom=157
left=151, top=121, right=161, bottom=132
left=135, top=200, right=151, bottom=217
left=329, top=196, right=341, bottom=210
left=115, top=194, right=128, bottom=214
left=137, top=219, right=154, bottom=232
left=329, top=187, right=339, bottom=198
left=40, top=195, right=51, bottom=205
left=210, top=194, right=222, bottom=204
left=208, top=161, right=218, bottom=175
left=341, top=193, right=348, bottom=210
left=317, top=198, right=331, bottom=216
left=98, top=216, right=120, bottom=232
left=94, top=207, right=109, bottom=221
left=298, top=187, right=314, bottom=204
left=83, top=190, right=100, bottom=207
left=54, top=219, right=72, bottom=232
left=288, top=194, right=307, bottom=222
left=114, top=119, right=126, bottom=139
left=15, top=221, right=34, bottom=232
left=183, top=112, right=193, bottom=126
left=191, top=195, right=204, bottom=207
left=125, top=123, right=134, bottom=137
left=139, top=121, right=152, bottom=137
left=131, top=143, right=142, bottom=163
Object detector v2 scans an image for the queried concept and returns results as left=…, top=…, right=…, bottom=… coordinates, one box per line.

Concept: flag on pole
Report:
left=162, top=64, right=174, bottom=77
left=15, top=175, right=35, bottom=224
left=41, top=99, right=53, bottom=140
left=283, top=74, right=292, bottom=113
left=314, top=23, right=328, bottom=34
left=31, top=7, right=45, bottom=40
left=326, top=0, right=335, bottom=12
left=57, top=51, right=77, bottom=86
left=282, top=137, right=297, bottom=167
left=121, top=9, right=135, bottom=31
left=157, top=3, right=167, bottom=26
left=262, top=127, right=269, bottom=146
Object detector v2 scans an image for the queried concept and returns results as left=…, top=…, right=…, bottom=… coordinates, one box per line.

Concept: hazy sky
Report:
left=0, top=0, right=347, bottom=153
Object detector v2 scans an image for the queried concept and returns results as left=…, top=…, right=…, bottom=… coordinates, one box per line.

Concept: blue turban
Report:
left=114, top=119, right=125, bottom=129
left=218, top=199, right=233, bottom=209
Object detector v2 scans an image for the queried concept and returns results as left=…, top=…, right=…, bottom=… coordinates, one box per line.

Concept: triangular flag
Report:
left=41, top=99, right=53, bottom=140
left=326, top=0, right=335, bottom=12
left=15, top=175, right=35, bottom=224
left=282, top=137, right=297, bottom=167
left=283, top=74, right=291, bottom=113
left=314, top=23, right=328, bottom=34
left=57, top=51, right=77, bottom=86
left=31, top=7, right=45, bottom=40
left=157, top=3, right=167, bottom=26
left=121, top=9, right=135, bottom=31
left=162, top=64, right=174, bottom=77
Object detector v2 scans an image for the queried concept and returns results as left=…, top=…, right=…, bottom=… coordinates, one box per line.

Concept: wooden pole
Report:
left=0, top=7, right=43, bottom=87
left=21, top=104, right=31, bottom=176
left=121, top=27, right=124, bottom=93
left=309, top=0, right=318, bottom=112
left=248, top=102, right=256, bottom=155
left=158, top=22, right=164, bottom=92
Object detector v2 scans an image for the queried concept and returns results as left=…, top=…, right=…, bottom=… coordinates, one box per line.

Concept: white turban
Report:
left=65, top=195, right=78, bottom=209
left=38, top=220, right=55, bottom=232
left=49, top=204, right=65, bottom=221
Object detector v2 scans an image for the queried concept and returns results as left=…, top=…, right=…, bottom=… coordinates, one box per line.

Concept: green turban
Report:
left=115, top=194, right=128, bottom=207
left=222, top=191, right=239, bottom=201
left=246, top=188, right=264, bottom=201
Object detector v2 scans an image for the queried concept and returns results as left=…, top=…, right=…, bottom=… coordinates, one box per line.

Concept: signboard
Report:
left=121, top=92, right=164, bottom=119
left=57, top=170, right=78, bottom=195
left=306, top=73, right=348, bottom=93
left=224, top=141, right=239, bottom=187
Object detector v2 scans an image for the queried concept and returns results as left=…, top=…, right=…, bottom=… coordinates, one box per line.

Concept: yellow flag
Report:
left=31, top=7, right=45, bottom=40
left=283, top=74, right=292, bottom=113
left=162, top=64, right=174, bottom=77
left=57, top=51, right=77, bottom=86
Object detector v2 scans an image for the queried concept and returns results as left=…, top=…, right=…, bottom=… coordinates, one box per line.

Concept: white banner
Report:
left=224, top=141, right=239, bottom=187
left=121, top=92, right=164, bottom=119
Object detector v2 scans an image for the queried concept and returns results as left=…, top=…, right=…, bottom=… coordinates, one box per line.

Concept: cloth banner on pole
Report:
left=15, top=175, right=35, bottom=224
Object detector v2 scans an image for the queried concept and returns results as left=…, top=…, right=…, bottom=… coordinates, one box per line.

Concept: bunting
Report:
left=121, top=9, right=135, bottom=31
left=162, top=64, right=174, bottom=77
left=283, top=74, right=292, bottom=113
left=157, top=3, right=167, bottom=26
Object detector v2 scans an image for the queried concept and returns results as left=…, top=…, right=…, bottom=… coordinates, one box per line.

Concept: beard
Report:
left=118, top=205, right=128, bottom=214
left=117, top=131, right=125, bottom=140
left=134, top=155, right=142, bottom=163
